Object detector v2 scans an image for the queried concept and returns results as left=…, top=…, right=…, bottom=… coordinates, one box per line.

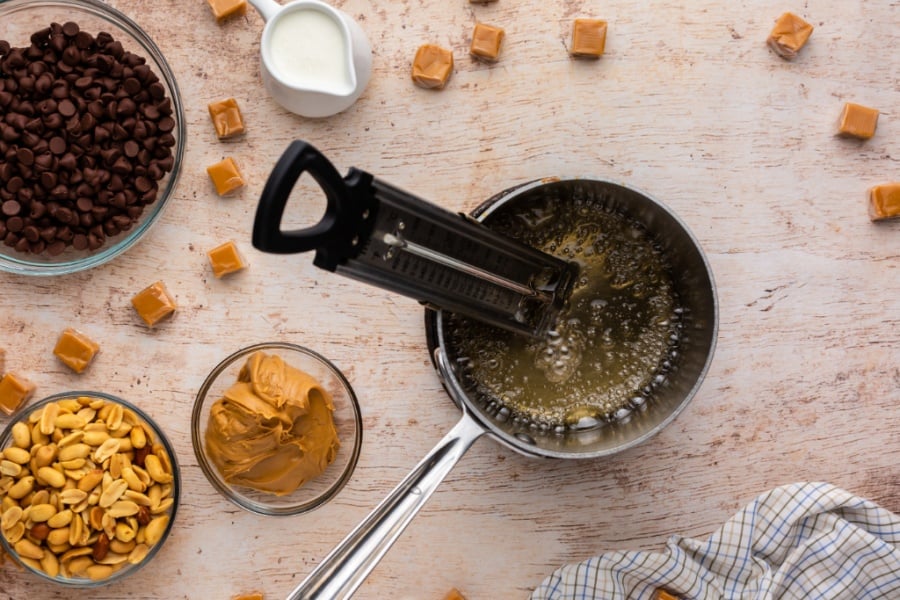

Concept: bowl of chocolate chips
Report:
left=0, top=0, right=184, bottom=275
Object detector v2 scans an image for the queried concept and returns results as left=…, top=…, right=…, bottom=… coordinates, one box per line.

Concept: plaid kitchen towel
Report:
left=531, top=482, right=900, bottom=600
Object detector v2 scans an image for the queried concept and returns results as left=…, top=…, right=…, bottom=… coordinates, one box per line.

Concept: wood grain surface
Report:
left=1, top=0, right=899, bottom=598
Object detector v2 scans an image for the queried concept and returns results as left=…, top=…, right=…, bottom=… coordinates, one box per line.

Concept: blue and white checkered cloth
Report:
left=531, top=482, right=900, bottom=599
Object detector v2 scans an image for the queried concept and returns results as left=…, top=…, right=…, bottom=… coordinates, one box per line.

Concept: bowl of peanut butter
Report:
left=191, top=342, right=362, bottom=516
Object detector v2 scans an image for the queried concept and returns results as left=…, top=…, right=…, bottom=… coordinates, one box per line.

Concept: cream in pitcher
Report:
left=267, top=8, right=354, bottom=94
left=250, top=0, right=372, bottom=117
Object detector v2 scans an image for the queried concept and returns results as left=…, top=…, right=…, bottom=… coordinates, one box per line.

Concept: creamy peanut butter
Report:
left=205, top=351, right=340, bottom=495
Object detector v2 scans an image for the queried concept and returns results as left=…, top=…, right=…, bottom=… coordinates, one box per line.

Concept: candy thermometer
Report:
left=252, top=141, right=578, bottom=337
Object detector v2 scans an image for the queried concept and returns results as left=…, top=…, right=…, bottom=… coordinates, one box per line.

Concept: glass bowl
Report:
left=0, top=391, right=180, bottom=586
left=192, top=342, right=363, bottom=516
left=0, top=0, right=185, bottom=275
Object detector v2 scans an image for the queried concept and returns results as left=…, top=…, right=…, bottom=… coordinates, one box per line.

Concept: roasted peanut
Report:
left=55, top=413, right=87, bottom=431
left=8, top=476, right=35, bottom=499
left=47, top=510, right=73, bottom=529
left=108, top=500, right=139, bottom=519
left=1, top=505, right=22, bottom=530
left=0, top=461, right=21, bottom=477
left=59, top=443, right=91, bottom=463
left=39, top=403, right=60, bottom=436
left=14, top=538, right=44, bottom=560
left=30, top=523, right=50, bottom=541
left=3, top=447, right=31, bottom=465
left=29, top=503, right=57, bottom=523
left=144, top=455, right=173, bottom=484
left=46, top=527, right=70, bottom=546
left=143, top=515, right=169, bottom=545
left=40, top=549, right=60, bottom=577
left=130, top=425, right=147, bottom=450
left=37, top=467, right=66, bottom=489
left=99, top=479, right=128, bottom=508
left=136, top=505, right=151, bottom=526
left=11, top=423, right=31, bottom=449
left=92, top=532, right=110, bottom=561
left=109, top=538, right=135, bottom=555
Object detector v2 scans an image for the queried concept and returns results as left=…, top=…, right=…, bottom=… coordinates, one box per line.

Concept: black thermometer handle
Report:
left=252, top=141, right=376, bottom=270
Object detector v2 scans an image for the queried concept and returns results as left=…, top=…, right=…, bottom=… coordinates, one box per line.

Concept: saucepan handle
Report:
left=286, top=411, right=486, bottom=600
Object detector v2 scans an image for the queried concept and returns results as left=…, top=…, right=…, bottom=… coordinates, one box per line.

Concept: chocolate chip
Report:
left=76, top=197, right=92, bottom=212
left=6, top=176, right=24, bottom=194
left=61, top=45, right=81, bottom=66
left=62, top=22, right=80, bottom=37
left=46, top=239, right=66, bottom=255
left=23, top=225, right=39, bottom=242
left=7, top=216, right=24, bottom=232
left=57, top=98, right=76, bottom=117
left=74, top=31, right=94, bottom=50
left=48, top=136, right=66, bottom=155
left=16, top=147, right=34, bottom=166
left=31, top=201, right=48, bottom=219
left=2, top=200, right=21, bottom=216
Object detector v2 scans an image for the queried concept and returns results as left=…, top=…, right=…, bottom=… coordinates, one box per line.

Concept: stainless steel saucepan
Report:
left=255, top=173, right=718, bottom=599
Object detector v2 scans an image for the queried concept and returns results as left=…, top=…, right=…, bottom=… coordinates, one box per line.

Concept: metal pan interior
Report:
left=426, top=177, right=718, bottom=459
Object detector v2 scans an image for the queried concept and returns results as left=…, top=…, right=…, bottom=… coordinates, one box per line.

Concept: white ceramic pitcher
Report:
left=249, top=0, right=372, bottom=118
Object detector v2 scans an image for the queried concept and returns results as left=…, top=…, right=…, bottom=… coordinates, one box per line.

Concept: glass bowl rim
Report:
left=191, top=342, right=363, bottom=517
left=0, top=390, right=181, bottom=587
left=0, top=0, right=186, bottom=276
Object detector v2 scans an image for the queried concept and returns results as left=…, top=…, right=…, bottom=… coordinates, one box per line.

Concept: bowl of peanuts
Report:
left=0, top=392, right=179, bottom=586
left=0, top=0, right=185, bottom=276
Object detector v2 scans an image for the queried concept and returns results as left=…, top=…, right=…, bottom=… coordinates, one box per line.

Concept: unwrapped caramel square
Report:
left=207, top=240, right=247, bottom=278
left=132, top=281, right=177, bottom=327
left=209, top=98, right=245, bottom=139
left=207, top=0, right=247, bottom=22
left=53, top=328, right=100, bottom=373
left=412, top=44, right=454, bottom=89
left=443, top=589, right=467, bottom=600
left=869, top=183, right=900, bottom=222
left=470, top=23, right=505, bottom=62
left=571, top=19, right=607, bottom=58
left=767, top=12, right=813, bottom=59
left=0, top=372, right=35, bottom=416
left=838, top=102, right=879, bottom=140
left=231, top=594, right=264, bottom=600
left=207, top=157, right=245, bottom=196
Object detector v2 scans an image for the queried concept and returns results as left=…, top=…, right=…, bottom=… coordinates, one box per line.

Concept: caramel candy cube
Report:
left=207, top=0, right=247, bottom=22
left=767, top=12, right=813, bottom=59
left=208, top=98, right=245, bottom=139
left=132, top=281, right=177, bottom=327
left=207, top=157, right=245, bottom=196
left=470, top=23, right=505, bottom=62
left=656, top=591, right=681, bottom=600
left=571, top=19, right=608, bottom=58
left=207, top=240, right=247, bottom=278
left=231, top=594, right=264, bottom=600
left=0, top=372, right=35, bottom=416
left=443, top=589, right=467, bottom=600
left=53, top=328, right=100, bottom=373
left=838, top=102, right=879, bottom=140
left=412, top=44, right=454, bottom=89
left=869, top=183, right=900, bottom=221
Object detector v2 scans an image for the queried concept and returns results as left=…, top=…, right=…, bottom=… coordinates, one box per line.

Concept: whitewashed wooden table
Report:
left=1, top=0, right=899, bottom=598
